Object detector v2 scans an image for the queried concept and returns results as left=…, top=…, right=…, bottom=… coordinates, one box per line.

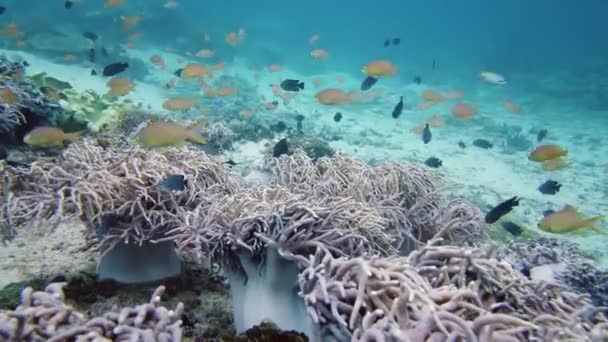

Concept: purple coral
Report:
left=0, top=283, right=183, bottom=341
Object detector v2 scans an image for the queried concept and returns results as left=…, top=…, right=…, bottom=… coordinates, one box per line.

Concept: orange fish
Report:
left=443, top=90, right=464, bottom=99
left=136, top=121, right=206, bottom=147
left=129, top=32, right=143, bottom=41
left=529, top=145, right=568, bottom=162
left=310, top=49, right=329, bottom=59
left=309, top=33, right=319, bottom=44
left=107, top=77, right=135, bottom=97
left=149, top=54, right=166, bottom=69
left=241, top=108, right=251, bottom=120
left=267, top=64, right=282, bottom=73
left=105, top=0, right=125, bottom=7
left=213, top=62, right=225, bottom=71
left=63, top=54, right=77, bottom=62
left=503, top=100, right=522, bottom=113
left=162, top=98, right=198, bottom=111
left=121, top=16, right=140, bottom=32
left=271, top=85, right=281, bottom=96
left=451, top=103, right=476, bottom=120
left=1, top=87, right=18, bottom=104
left=24, top=127, right=83, bottom=147
left=180, top=63, right=212, bottom=78
left=196, top=49, right=215, bottom=58
left=315, top=88, right=350, bottom=105
left=427, top=115, right=445, bottom=128
left=312, top=77, right=323, bottom=88
left=421, top=90, right=445, bottom=102
left=226, top=32, right=238, bottom=46
left=362, top=60, right=397, bottom=78
left=281, top=92, right=295, bottom=105
left=2, top=23, right=23, bottom=39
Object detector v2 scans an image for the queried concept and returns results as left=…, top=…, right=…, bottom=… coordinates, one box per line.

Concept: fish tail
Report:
left=586, top=216, right=606, bottom=235
left=64, top=130, right=85, bottom=142
left=298, top=82, right=304, bottom=90
left=186, top=121, right=207, bottom=145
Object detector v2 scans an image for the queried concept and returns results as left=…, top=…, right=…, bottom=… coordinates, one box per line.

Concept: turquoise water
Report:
left=0, top=0, right=607, bottom=340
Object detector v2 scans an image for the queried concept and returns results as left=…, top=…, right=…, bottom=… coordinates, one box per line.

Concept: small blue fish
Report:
left=212, top=99, right=224, bottom=109
left=160, top=174, right=186, bottom=191
left=542, top=209, right=555, bottom=217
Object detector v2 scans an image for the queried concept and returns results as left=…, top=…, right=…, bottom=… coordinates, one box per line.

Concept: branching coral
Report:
left=0, top=139, right=240, bottom=253
left=299, top=244, right=608, bottom=341
left=200, top=122, right=237, bottom=151
left=0, top=55, right=58, bottom=138
left=273, top=150, right=489, bottom=254
left=499, top=237, right=608, bottom=307
left=0, top=282, right=183, bottom=341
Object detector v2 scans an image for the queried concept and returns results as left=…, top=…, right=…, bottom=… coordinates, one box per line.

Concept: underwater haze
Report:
left=0, top=0, right=607, bottom=341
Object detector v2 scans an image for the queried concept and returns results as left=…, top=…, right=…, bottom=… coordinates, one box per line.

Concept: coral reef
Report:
left=58, top=89, right=137, bottom=132
left=0, top=282, right=183, bottom=340
left=499, top=237, right=608, bottom=307
left=299, top=244, right=608, bottom=341
left=0, top=139, right=239, bottom=257
left=200, top=122, right=237, bottom=152
left=0, top=55, right=59, bottom=143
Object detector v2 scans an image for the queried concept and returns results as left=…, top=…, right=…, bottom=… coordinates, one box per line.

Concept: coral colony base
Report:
left=1, top=138, right=607, bottom=341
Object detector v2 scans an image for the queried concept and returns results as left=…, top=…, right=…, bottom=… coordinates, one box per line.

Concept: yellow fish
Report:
left=538, top=205, right=605, bottom=235
left=23, top=126, right=84, bottom=147
left=135, top=121, right=206, bottom=147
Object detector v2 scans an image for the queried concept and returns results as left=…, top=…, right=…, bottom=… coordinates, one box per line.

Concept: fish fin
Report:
left=64, top=130, right=85, bottom=142
left=562, top=205, right=578, bottom=213
left=299, top=82, right=304, bottom=90
left=187, top=132, right=207, bottom=145
left=587, top=224, right=607, bottom=235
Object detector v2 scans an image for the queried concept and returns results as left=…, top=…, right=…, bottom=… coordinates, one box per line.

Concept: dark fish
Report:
left=103, top=62, right=128, bottom=77
left=273, top=138, right=289, bottom=158
left=422, top=124, right=432, bottom=144
left=83, top=32, right=98, bottom=41
left=271, top=121, right=287, bottom=133
left=458, top=141, right=466, bottom=149
left=485, top=196, right=520, bottom=224
left=159, top=174, right=186, bottom=191
left=95, top=213, right=118, bottom=241
left=501, top=221, right=523, bottom=236
left=225, top=159, right=237, bottom=167
left=384, top=39, right=390, bottom=47
left=538, top=180, right=561, bottom=195
left=64, top=0, right=73, bottom=9
left=0, top=6, right=6, bottom=15
left=91, top=69, right=97, bottom=75
left=537, top=129, right=548, bottom=142
left=361, top=76, right=378, bottom=91
left=392, top=38, right=400, bottom=45
left=391, top=96, right=403, bottom=119
left=413, top=76, right=422, bottom=85
left=424, top=157, right=442, bottom=168
left=280, top=79, right=304, bottom=92
left=472, top=139, right=493, bottom=149
left=97, top=138, right=110, bottom=150
left=543, top=209, right=555, bottom=217
left=174, top=68, right=183, bottom=77
left=295, top=114, right=305, bottom=132
left=88, top=48, right=96, bottom=63
left=22, top=61, right=29, bottom=67
left=333, top=112, right=342, bottom=123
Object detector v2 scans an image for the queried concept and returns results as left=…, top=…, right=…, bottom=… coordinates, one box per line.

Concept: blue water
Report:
left=1, top=0, right=608, bottom=340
